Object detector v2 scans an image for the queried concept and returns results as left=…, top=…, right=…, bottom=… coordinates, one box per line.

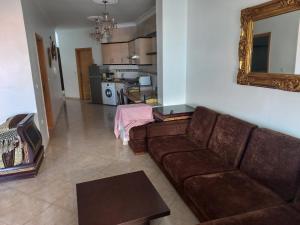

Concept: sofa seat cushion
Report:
left=163, top=151, right=234, bottom=186
left=148, top=135, right=200, bottom=163
left=184, top=171, right=284, bottom=221
left=199, top=205, right=300, bottom=225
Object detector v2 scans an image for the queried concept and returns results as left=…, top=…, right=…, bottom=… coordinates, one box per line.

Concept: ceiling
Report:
left=35, top=0, right=156, bottom=28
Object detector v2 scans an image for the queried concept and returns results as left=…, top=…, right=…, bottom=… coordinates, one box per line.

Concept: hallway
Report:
left=0, top=100, right=198, bottom=225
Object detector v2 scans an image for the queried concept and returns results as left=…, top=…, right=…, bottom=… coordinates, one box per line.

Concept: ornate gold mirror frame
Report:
left=237, top=0, right=300, bottom=92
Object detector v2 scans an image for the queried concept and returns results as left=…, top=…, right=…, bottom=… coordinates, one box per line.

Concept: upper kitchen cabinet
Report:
left=129, top=38, right=153, bottom=65
left=102, top=42, right=129, bottom=65
left=102, top=37, right=154, bottom=65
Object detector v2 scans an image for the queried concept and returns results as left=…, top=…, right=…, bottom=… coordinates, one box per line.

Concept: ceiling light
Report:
left=92, top=0, right=118, bottom=4
left=89, top=0, right=118, bottom=43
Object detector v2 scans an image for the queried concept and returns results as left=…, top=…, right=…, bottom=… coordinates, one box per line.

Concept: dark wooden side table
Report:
left=153, top=104, right=195, bottom=121
left=76, top=171, right=170, bottom=225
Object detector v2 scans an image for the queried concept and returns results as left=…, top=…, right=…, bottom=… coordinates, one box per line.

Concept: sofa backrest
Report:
left=293, top=189, right=300, bottom=212
left=241, top=128, right=300, bottom=201
left=187, top=107, right=218, bottom=148
left=208, top=115, right=256, bottom=168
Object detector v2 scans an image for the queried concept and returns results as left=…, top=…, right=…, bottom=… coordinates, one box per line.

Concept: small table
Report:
left=153, top=104, right=195, bottom=122
left=76, top=171, right=170, bottom=225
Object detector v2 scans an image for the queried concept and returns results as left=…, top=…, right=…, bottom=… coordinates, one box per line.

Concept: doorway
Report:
left=75, top=48, right=93, bottom=100
left=251, top=32, right=271, bottom=73
left=35, top=33, right=54, bottom=131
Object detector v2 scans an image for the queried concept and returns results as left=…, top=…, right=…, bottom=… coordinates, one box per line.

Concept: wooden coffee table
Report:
left=76, top=171, right=170, bottom=225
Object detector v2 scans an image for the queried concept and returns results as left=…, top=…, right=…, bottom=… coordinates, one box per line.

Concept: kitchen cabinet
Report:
left=102, top=42, right=129, bottom=65
left=101, top=37, right=153, bottom=65
left=129, top=38, right=153, bottom=65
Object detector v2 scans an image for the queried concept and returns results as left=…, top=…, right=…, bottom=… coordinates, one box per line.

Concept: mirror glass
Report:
left=251, top=11, right=300, bottom=75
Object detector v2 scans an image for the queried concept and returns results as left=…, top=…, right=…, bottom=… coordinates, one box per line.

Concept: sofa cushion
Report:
left=241, top=128, right=300, bottom=201
left=293, top=191, right=300, bottom=211
left=184, top=171, right=284, bottom=221
left=148, top=135, right=199, bottom=164
left=293, top=202, right=300, bottom=212
left=187, top=107, right=218, bottom=148
left=163, top=151, right=233, bottom=186
left=208, top=115, right=256, bottom=167
left=147, top=120, right=190, bottom=138
left=199, top=205, right=300, bottom=225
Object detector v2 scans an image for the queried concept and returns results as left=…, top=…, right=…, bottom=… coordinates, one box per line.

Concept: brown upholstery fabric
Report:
left=184, top=171, right=284, bottom=221
left=129, top=125, right=148, bottom=140
left=147, top=120, right=190, bottom=138
left=208, top=115, right=256, bottom=167
left=187, top=107, right=218, bottom=148
left=199, top=205, right=300, bottom=225
left=148, top=135, right=199, bottom=163
left=293, top=202, right=300, bottom=212
left=128, top=140, right=147, bottom=154
left=293, top=190, right=300, bottom=211
left=163, top=151, right=233, bottom=186
left=241, top=128, right=300, bottom=201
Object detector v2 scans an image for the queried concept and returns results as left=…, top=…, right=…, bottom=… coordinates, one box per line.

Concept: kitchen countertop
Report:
left=102, top=78, right=139, bottom=85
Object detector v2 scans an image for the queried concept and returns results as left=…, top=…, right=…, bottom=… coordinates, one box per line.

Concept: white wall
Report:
left=156, top=0, right=164, bottom=104
left=186, top=0, right=300, bottom=138
left=57, top=28, right=102, bottom=98
left=156, top=0, right=188, bottom=106
left=254, top=11, right=300, bottom=74
left=294, top=20, right=300, bottom=74
left=21, top=0, right=64, bottom=146
left=0, top=0, right=37, bottom=124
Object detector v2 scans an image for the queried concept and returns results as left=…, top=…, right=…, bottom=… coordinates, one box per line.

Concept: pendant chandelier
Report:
left=89, top=0, right=117, bottom=42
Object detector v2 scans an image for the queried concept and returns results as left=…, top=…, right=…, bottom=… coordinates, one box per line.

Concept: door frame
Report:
left=35, top=33, right=54, bottom=131
left=75, top=48, right=93, bottom=100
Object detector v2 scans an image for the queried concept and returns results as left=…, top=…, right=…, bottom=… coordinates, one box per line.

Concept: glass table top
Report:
left=153, top=105, right=195, bottom=116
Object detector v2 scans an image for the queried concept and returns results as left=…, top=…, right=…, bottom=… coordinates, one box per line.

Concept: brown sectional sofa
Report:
left=129, top=106, right=300, bottom=223
left=200, top=203, right=300, bottom=225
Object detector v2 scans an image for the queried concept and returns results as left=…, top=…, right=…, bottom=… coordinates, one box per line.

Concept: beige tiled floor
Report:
left=0, top=100, right=199, bottom=225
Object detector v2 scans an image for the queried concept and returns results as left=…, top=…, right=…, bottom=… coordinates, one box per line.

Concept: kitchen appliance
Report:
left=139, top=76, right=152, bottom=86
left=102, top=82, right=117, bottom=105
left=89, top=64, right=102, bottom=104
left=139, top=75, right=153, bottom=92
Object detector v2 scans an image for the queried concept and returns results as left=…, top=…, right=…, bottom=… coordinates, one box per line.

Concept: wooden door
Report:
left=35, top=34, right=54, bottom=130
left=76, top=48, right=93, bottom=100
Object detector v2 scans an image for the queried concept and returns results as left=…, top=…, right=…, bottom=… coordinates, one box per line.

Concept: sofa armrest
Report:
left=129, top=124, right=150, bottom=140
left=147, top=119, right=190, bottom=138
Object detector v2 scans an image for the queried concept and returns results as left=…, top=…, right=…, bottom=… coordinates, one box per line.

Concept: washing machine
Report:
left=102, top=82, right=117, bottom=105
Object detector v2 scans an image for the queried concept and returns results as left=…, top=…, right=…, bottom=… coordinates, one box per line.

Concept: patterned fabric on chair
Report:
left=0, top=120, right=24, bottom=169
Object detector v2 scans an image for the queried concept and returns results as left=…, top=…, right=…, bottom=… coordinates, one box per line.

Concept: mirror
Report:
left=237, top=0, right=300, bottom=92
left=252, top=11, right=300, bottom=74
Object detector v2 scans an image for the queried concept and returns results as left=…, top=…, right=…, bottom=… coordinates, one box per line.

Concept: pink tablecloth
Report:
left=114, top=104, right=154, bottom=144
